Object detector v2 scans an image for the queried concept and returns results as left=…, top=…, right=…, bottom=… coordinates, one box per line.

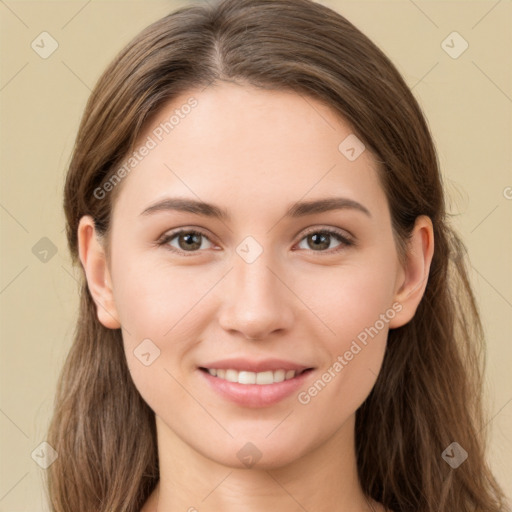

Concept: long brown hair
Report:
left=45, top=0, right=510, bottom=510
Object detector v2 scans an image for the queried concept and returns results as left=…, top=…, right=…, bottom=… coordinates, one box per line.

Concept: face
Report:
left=81, top=82, right=429, bottom=469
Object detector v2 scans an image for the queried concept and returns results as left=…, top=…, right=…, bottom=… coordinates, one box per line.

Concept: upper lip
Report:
left=200, top=358, right=313, bottom=373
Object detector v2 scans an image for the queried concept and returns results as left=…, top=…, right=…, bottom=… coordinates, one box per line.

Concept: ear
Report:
left=388, top=215, right=434, bottom=329
left=77, top=215, right=121, bottom=329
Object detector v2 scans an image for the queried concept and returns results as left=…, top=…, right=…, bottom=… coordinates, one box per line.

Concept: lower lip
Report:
left=199, top=368, right=314, bottom=408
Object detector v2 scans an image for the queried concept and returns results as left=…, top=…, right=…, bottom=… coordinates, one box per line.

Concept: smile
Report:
left=200, top=367, right=311, bottom=385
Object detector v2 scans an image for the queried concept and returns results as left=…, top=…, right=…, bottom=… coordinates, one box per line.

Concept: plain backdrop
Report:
left=0, top=1, right=510, bottom=510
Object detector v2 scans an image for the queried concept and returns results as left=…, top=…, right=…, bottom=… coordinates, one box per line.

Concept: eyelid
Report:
left=298, top=225, right=354, bottom=243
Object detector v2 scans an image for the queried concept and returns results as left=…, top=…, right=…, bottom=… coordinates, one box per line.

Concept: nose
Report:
left=218, top=249, right=295, bottom=340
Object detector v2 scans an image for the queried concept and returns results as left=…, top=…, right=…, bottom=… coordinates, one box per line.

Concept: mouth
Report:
left=199, top=367, right=314, bottom=385
left=197, top=357, right=316, bottom=407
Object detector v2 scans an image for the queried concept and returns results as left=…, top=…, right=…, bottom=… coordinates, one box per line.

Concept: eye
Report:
left=157, top=229, right=214, bottom=255
left=295, top=228, right=354, bottom=254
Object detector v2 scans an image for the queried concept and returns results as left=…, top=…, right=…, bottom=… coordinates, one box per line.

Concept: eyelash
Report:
left=156, top=227, right=355, bottom=257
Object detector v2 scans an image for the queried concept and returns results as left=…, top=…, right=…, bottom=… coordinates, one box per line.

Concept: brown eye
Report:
left=296, top=228, right=354, bottom=253
left=158, top=229, right=214, bottom=254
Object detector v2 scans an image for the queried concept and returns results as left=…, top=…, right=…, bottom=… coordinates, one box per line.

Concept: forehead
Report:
left=111, top=83, right=386, bottom=223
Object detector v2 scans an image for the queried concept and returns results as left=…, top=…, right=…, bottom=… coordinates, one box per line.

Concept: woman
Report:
left=45, top=0, right=510, bottom=511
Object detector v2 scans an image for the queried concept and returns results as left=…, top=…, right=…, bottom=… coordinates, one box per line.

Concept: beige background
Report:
left=0, top=0, right=510, bottom=510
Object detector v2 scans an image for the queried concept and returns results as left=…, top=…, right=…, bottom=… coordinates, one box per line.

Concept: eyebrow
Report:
left=139, top=196, right=372, bottom=220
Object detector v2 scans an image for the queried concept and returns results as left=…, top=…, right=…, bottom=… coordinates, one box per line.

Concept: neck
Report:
left=143, top=414, right=380, bottom=512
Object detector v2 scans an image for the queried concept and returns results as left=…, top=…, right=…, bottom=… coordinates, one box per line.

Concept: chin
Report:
left=201, top=437, right=311, bottom=471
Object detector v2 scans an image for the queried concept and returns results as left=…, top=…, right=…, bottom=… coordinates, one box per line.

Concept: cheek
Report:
left=110, top=253, right=224, bottom=400
left=302, top=260, right=396, bottom=348
left=111, top=252, right=207, bottom=339
left=295, top=289, right=390, bottom=429
left=294, top=258, right=395, bottom=405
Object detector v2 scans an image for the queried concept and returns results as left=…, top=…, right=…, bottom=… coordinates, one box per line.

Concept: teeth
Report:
left=206, top=368, right=300, bottom=385
left=273, top=369, right=285, bottom=382
left=256, top=371, right=273, bottom=385
left=239, top=371, right=256, bottom=384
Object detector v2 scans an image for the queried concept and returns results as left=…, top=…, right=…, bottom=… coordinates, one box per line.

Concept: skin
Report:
left=78, top=82, right=434, bottom=512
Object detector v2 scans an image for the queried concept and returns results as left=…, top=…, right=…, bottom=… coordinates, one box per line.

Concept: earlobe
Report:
left=77, top=215, right=121, bottom=330
left=388, top=215, right=434, bottom=329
